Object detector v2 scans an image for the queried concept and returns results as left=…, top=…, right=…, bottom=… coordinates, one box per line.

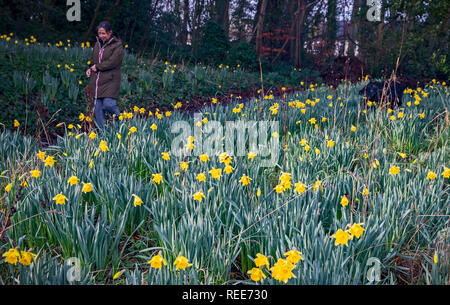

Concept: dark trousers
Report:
left=94, top=97, right=120, bottom=131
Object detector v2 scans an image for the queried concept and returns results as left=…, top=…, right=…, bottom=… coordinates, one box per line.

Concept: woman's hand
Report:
left=91, top=64, right=97, bottom=72
left=86, top=68, right=91, bottom=77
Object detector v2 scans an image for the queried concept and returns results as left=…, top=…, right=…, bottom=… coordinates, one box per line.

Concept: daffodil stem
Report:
left=282, top=93, right=287, bottom=169
left=127, top=135, right=130, bottom=175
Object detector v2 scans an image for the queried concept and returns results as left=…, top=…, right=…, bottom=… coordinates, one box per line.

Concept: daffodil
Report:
left=284, top=249, right=304, bottom=264
left=340, top=195, right=349, bottom=207
left=294, top=182, right=306, bottom=194
left=67, top=175, right=79, bottom=185
left=199, top=154, right=210, bottom=162
left=397, top=152, right=406, bottom=159
left=239, top=174, right=252, bottom=186
left=44, top=156, right=55, bottom=167
left=185, top=142, right=195, bottom=150
left=196, top=173, right=206, bottom=182
left=348, top=223, right=365, bottom=239
left=132, top=194, right=143, bottom=207
left=161, top=152, right=170, bottom=160
left=20, top=180, right=27, bottom=188
left=19, top=251, right=36, bottom=266
left=81, top=182, right=93, bottom=193
left=247, top=268, right=266, bottom=282
left=443, top=167, right=450, bottom=178
left=254, top=253, right=270, bottom=269
left=372, top=159, right=380, bottom=169
left=37, top=150, right=46, bottom=160
left=30, top=170, right=41, bottom=178
left=313, top=180, right=321, bottom=192
left=389, top=166, right=400, bottom=176
left=193, top=191, right=205, bottom=202
left=224, top=164, right=234, bottom=174
left=218, top=152, right=232, bottom=165
left=173, top=255, right=193, bottom=270
left=270, top=258, right=296, bottom=283
left=274, top=183, right=285, bottom=194
left=53, top=193, right=68, bottom=205
left=99, top=140, right=109, bottom=152
left=362, top=187, right=369, bottom=196
left=179, top=161, right=189, bottom=172
left=147, top=254, right=167, bottom=269
left=331, top=229, right=351, bottom=246
left=426, top=170, right=437, bottom=180
left=2, top=249, right=20, bottom=265
left=279, top=172, right=291, bottom=185
left=113, top=270, right=124, bottom=280
left=152, top=173, right=163, bottom=184
left=209, top=167, right=222, bottom=180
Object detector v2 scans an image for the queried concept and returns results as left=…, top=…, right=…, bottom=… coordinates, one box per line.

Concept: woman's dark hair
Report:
left=96, top=21, right=120, bottom=39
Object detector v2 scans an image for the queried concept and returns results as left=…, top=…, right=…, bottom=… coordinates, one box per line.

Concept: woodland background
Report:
left=0, top=0, right=448, bottom=80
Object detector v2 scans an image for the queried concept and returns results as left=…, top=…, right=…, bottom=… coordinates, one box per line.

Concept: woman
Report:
left=86, top=21, right=124, bottom=131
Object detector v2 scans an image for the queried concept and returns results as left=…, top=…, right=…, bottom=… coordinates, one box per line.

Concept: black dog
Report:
left=359, top=81, right=405, bottom=108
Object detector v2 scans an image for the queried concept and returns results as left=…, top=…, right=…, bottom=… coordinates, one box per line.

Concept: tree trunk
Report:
left=272, top=0, right=302, bottom=65
left=105, top=0, right=121, bottom=21
left=224, top=0, right=230, bottom=38
left=83, top=0, right=103, bottom=43
left=255, top=0, right=268, bottom=56
left=181, top=0, right=190, bottom=45
left=326, top=0, right=337, bottom=56
left=250, top=0, right=263, bottom=44
left=294, top=0, right=308, bottom=67
left=375, top=3, right=385, bottom=68
left=214, top=0, right=229, bottom=34
left=191, top=0, right=205, bottom=54
left=348, top=0, right=362, bottom=57
left=42, top=0, right=54, bottom=29
left=174, top=0, right=181, bottom=43
left=137, top=0, right=160, bottom=58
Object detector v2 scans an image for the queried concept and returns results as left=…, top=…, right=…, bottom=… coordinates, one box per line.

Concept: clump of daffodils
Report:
left=331, top=223, right=365, bottom=246
left=247, top=249, right=304, bottom=283
left=2, top=248, right=36, bottom=266
left=147, top=252, right=193, bottom=271
left=274, top=172, right=292, bottom=194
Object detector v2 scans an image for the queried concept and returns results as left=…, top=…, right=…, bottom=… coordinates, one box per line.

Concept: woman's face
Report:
left=98, top=28, right=112, bottom=43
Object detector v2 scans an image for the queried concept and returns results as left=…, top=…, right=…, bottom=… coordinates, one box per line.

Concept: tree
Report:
left=137, top=0, right=160, bottom=58
left=254, top=0, right=268, bottom=55
left=195, top=20, right=230, bottom=65
left=326, top=0, right=337, bottom=56
left=83, top=0, right=103, bottom=42
left=213, top=0, right=230, bottom=37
